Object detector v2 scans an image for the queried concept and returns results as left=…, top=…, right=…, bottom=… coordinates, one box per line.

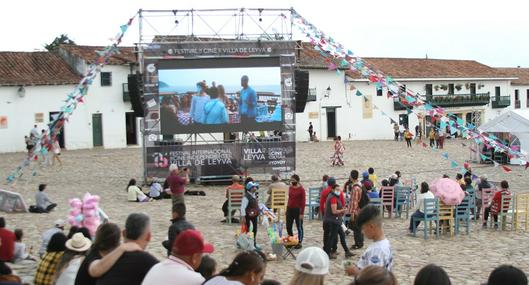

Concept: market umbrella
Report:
left=429, top=178, right=465, bottom=205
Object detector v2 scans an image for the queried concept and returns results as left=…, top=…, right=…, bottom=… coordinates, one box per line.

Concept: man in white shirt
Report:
left=142, top=229, right=214, bottom=285
left=30, top=125, right=40, bottom=139
left=408, top=182, right=435, bottom=233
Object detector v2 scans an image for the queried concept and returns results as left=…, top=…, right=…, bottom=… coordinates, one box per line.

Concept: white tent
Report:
left=479, top=110, right=529, bottom=165
left=0, top=189, right=28, bottom=213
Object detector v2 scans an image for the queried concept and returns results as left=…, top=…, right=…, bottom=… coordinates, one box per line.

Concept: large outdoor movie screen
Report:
left=158, top=58, right=282, bottom=134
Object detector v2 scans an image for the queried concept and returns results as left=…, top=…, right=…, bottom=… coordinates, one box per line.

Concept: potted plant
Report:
left=440, top=84, right=448, bottom=91
left=434, top=85, right=440, bottom=91
left=455, top=84, right=463, bottom=91
left=465, top=83, right=470, bottom=90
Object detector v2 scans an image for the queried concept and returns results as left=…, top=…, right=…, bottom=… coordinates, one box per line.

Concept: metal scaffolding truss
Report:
left=137, top=8, right=294, bottom=45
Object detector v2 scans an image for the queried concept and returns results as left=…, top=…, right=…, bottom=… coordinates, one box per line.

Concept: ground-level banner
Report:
left=145, top=141, right=295, bottom=179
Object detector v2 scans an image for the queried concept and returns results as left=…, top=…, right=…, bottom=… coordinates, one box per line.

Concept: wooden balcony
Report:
left=425, top=93, right=490, bottom=108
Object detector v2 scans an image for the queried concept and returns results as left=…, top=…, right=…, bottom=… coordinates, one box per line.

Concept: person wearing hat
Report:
left=288, top=247, right=329, bottom=285
left=39, top=219, right=65, bottom=257
left=162, top=203, right=195, bottom=256
left=221, top=175, right=244, bottom=223
left=54, top=233, right=92, bottom=285
left=142, top=229, right=214, bottom=285
left=166, top=164, right=190, bottom=207
left=241, top=181, right=260, bottom=249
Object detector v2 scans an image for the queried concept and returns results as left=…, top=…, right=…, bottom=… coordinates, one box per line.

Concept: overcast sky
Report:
left=2, top=0, right=528, bottom=67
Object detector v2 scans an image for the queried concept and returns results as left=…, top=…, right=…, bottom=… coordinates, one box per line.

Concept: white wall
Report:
left=295, top=70, right=514, bottom=141
left=0, top=65, right=135, bottom=153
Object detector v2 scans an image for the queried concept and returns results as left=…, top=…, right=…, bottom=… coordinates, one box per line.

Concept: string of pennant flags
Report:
left=290, top=9, right=528, bottom=175
left=6, top=15, right=136, bottom=185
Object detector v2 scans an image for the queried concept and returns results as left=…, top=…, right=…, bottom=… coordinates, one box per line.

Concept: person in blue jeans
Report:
left=204, top=85, right=229, bottom=124
left=408, top=182, right=435, bottom=233
left=238, top=75, right=257, bottom=124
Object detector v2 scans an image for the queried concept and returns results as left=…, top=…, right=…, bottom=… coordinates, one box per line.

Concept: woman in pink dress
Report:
left=331, top=136, right=345, bottom=166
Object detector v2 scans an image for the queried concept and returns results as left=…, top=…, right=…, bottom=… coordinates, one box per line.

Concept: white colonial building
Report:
left=0, top=45, right=140, bottom=153
left=497, top=67, right=529, bottom=111
left=295, top=45, right=518, bottom=141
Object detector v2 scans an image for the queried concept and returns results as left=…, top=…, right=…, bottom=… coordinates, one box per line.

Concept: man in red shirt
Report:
left=166, top=164, right=190, bottom=207
left=222, top=175, right=244, bottom=223
left=347, top=170, right=364, bottom=249
left=483, top=180, right=511, bottom=228
left=0, top=217, right=15, bottom=262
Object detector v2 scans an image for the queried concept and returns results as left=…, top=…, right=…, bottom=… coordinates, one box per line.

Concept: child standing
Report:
left=367, top=168, right=378, bottom=188
left=241, top=181, right=260, bottom=249
left=345, top=206, right=393, bottom=277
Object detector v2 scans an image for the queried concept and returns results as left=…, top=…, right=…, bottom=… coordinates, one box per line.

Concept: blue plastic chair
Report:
left=412, top=198, right=440, bottom=239
left=306, top=186, right=322, bottom=220
left=465, top=187, right=477, bottom=221
left=395, top=186, right=411, bottom=219
left=455, top=195, right=472, bottom=235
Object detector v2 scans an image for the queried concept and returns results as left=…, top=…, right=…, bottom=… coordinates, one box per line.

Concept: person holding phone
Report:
left=166, top=164, right=190, bottom=206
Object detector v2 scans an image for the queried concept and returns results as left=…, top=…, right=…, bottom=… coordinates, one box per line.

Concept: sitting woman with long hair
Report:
left=204, top=250, right=267, bottom=285
left=127, top=179, right=150, bottom=202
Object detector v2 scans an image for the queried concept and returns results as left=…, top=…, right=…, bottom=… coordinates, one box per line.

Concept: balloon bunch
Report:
left=68, top=192, right=103, bottom=237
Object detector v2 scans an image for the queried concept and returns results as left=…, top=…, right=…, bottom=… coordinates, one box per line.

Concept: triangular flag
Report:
left=493, top=161, right=500, bottom=168
left=349, top=84, right=356, bottom=91
left=355, top=90, right=363, bottom=96
left=422, top=142, right=428, bottom=148
left=363, top=96, right=368, bottom=102
left=450, top=160, right=459, bottom=168
left=441, top=152, right=449, bottom=159
left=525, top=162, right=529, bottom=170
left=471, top=174, right=478, bottom=180
left=502, top=165, right=512, bottom=173
left=327, top=63, right=337, bottom=70
left=461, top=142, right=467, bottom=147
left=424, top=104, right=433, bottom=111
left=480, top=154, right=489, bottom=161
left=120, top=24, right=128, bottom=33
left=406, top=108, right=413, bottom=115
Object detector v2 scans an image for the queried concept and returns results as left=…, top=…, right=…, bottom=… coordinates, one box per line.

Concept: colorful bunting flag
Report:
left=355, top=90, right=362, bottom=96
left=502, top=165, right=512, bottom=173
left=441, top=152, right=449, bottom=159
left=450, top=161, right=459, bottom=168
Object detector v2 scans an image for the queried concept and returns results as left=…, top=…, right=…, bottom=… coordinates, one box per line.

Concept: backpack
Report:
left=359, top=186, right=371, bottom=209
left=245, top=192, right=259, bottom=218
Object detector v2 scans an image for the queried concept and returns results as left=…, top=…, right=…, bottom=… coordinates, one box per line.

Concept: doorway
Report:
left=399, top=114, right=409, bottom=128
left=326, top=108, right=337, bottom=138
left=125, top=112, right=137, bottom=145
left=92, top=113, right=103, bottom=147
left=49, top=112, right=65, bottom=148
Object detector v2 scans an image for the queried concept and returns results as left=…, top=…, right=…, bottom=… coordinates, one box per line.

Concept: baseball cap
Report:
left=172, top=229, right=214, bottom=256
left=246, top=181, right=259, bottom=191
left=54, top=219, right=65, bottom=228
left=362, top=171, right=369, bottom=178
left=295, top=247, right=329, bottom=275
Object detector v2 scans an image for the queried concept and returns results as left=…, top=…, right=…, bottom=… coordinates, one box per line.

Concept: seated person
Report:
left=222, top=175, right=244, bottom=223
left=30, top=184, right=57, bottom=213
left=127, top=179, right=150, bottom=202
left=13, top=229, right=35, bottom=263
left=266, top=175, right=288, bottom=208
left=408, top=182, right=435, bottom=234
left=148, top=182, right=163, bottom=200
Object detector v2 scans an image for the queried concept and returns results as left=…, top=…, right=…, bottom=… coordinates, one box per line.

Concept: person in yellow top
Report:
left=368, top=167, right=378, bottom=188
left=127, top=179, right=151, bottom=202
left=404, top=128, right=413, bottom=148
left=428, top=129, right=436, bottom=147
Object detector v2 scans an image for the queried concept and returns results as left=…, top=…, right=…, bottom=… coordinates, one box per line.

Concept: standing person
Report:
left=166, top=164, right=190, bottom=206
left=415, top=124, right=422, bottom=140
left=347, top=170, right=364, bottom=250
left=34, top=232, right=68, bottom=285
left=393, top=123, right=399, bottom=141
left=239, top=75, right=257, bottom=125
left=368, top=167, right=378, bottom=188
left=204, top=85, right=229, bottom=124
left=162, top=203, right=195, bottom=257
left=483, top=180, right=512, bottom=229
left=25, top=136, right=34, bottom=156
left=428, top=128, right=436, bottom=147
left=399, top=124, right=405, bottom=141
left=127, top=179, right=150, bottom=203
left=241, top=182, right=260, bottom=249
left=190, top=81, right=211, bottom=125
left=34, top=184, right=57, bottom=213
left=222, top=175, right=245, bottom=222
left=438, top=128, right=445, bottom=149
left=52, top=139, right=62, bottom=166
left=308, top=122, right=314, bottom=141
left=286, top=175, right=306, bottom=249
left=31, top=124, right=40, bottom=139
left=39, top=219, right=65, bottom=257
left=54, top=233, right=92, bottom=285
left=408, top=182, right=435, bottom=234
left=331, top=137, right=345, bottom=167
left=320, top=177, right=335, bottom=251
left=204, top=251, right=267, bottom=285
left=288, top=247, right=329, bottom=285
left=0, top=218, right=15, bottom=262
left=95, top=213, right=159, bottom=285
left=323, top=184, right=346, bottom=259
left=404, top=128, right=413, bottom=148
left=142, top=229, right=214, bottom=285
left=344, top=206, right=393, bottom=277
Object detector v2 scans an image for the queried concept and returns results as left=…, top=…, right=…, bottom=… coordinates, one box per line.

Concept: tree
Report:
left=44, top=34, right=76, bottom=51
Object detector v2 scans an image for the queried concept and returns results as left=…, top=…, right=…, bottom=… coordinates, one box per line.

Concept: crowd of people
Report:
left=0, top=160, right=526, bottom=285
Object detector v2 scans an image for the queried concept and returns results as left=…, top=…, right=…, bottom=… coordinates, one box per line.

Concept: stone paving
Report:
left=1, top=138, right=529, bottom=284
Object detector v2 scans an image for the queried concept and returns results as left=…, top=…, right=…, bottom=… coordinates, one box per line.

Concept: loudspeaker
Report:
left=294, top=70, right=309, bottom=113
left=128, top=74, right=145, bottom=117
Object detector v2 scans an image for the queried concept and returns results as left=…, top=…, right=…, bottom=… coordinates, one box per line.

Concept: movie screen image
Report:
left=158, top=62, right=282, bottom=134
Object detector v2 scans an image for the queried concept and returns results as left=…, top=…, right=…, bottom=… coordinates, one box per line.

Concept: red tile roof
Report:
left=297, top=44, right=511, bottom=79
left=59, top=45, right=136, bottom=65
left=496, top=68, right=529, bottom=85
left=0, top=52, right=80, bottom=86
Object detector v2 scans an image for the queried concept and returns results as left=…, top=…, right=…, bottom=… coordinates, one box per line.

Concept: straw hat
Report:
left=65, top=233, right=92, bottom=252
